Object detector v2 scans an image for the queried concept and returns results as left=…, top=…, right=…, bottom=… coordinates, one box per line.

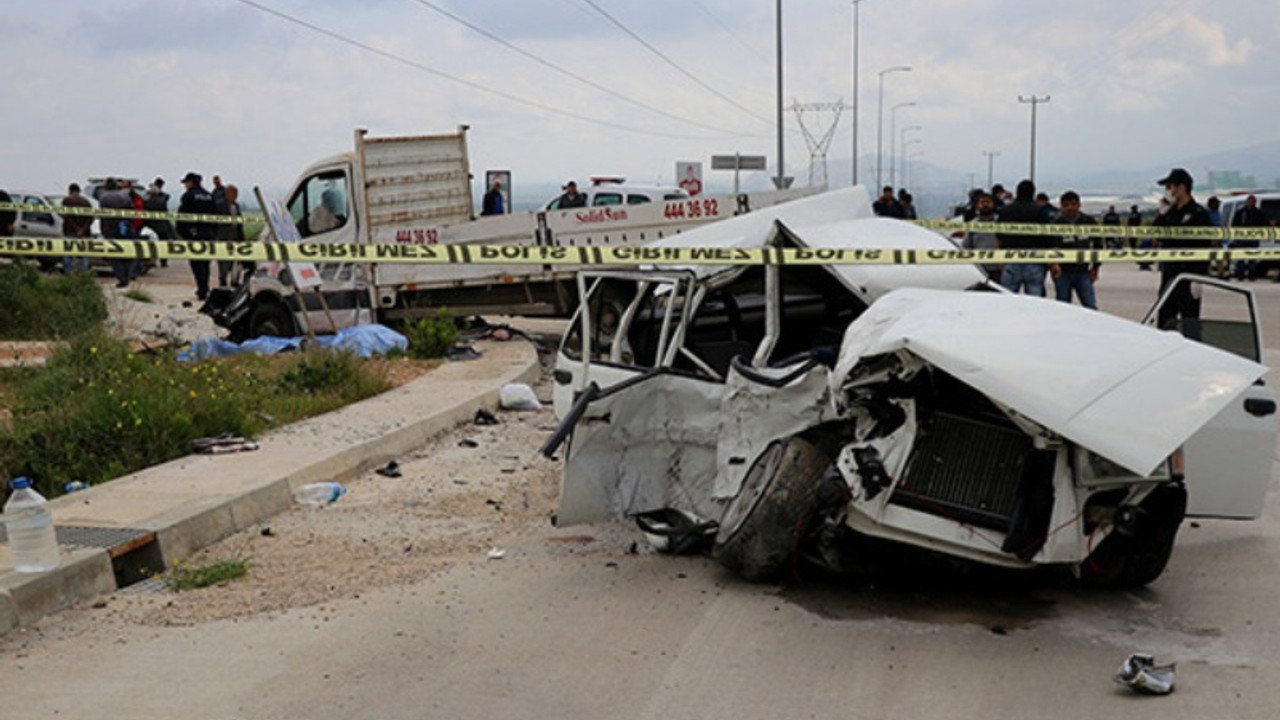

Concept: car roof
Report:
left=648, top=186, right=988, bottom=300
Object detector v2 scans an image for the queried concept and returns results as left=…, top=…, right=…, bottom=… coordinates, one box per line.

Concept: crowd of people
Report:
left=5, top=168, right=1275, bottom=323
left=911, top=168, right=1275, bottom=330
left=0, top=172, right=245, bottom=301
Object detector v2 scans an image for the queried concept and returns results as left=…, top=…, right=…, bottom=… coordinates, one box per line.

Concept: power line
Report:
left=231, top=0, right=732, bottom=141
left=688, top=0, right=766, bottom=58
left=576, top=0, right=773, bottom=127
left=406, top=0, right=764, bottom=137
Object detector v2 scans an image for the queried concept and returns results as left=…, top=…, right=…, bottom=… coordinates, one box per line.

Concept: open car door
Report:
left=552, top=271, right=695, bottom=419
left=1144, top=275, right=1278, bottom=518
left=548, top=272, right=730, bottom=525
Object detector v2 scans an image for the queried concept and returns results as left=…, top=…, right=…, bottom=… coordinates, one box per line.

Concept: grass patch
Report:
left=0, top=330, right=392, bottom=498
left=121, top=287, right=154, bottom=303
left=162, top=557, right=250, bottom=591
left=0, top=262, right=107, bottom=340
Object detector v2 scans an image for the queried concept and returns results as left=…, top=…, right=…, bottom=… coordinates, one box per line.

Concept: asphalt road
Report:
left=2, top=261, right=1279, bottom=719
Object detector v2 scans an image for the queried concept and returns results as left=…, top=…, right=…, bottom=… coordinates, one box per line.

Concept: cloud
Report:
left=75, top=0, right=271, bottom=58
left=1180, top=15, right=1254, bottom=66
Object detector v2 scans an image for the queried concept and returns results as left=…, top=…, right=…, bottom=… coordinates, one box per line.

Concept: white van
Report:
left=1218, top=191, right=1280, bottom=231
left=541, top=177, right=689, bottom=211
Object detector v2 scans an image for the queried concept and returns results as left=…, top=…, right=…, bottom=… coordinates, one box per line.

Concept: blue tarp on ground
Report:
left=178, top=324, right=409, bottom=362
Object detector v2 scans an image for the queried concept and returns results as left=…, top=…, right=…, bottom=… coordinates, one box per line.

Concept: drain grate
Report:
left=118, top=576, right=168, bottom=595
left=0, top=524, right=154, bottom=556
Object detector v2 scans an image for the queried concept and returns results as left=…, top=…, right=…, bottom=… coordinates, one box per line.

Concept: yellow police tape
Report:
left=4, top=200, right=1278, bottom=241
left=916, top=219, right=1280, bottom=243
left=5, top=236, right=1280, bottom=266
left=0, top=201, right=251, bottom=225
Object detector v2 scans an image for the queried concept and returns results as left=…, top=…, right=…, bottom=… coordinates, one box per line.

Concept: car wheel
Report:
left=1080, top=484, right=1187, bottom=589
left=248, top=302, right=296, bottom=339
left=713, top=437, right=830, bottom=582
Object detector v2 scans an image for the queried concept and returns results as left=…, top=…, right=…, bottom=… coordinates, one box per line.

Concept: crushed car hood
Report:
left=832, top=288, right=1268, bottom=476
left=648, top=187, right=988, bottom=300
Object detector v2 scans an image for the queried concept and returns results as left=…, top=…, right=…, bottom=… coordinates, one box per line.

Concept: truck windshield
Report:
left=289, top=171, right=350, bottom=238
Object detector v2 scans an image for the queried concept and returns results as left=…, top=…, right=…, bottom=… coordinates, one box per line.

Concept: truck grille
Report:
left=890, top=411, right=1030, bottom=530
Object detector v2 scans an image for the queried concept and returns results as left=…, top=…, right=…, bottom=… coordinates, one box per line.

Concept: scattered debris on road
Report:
left=1114, top=653, right=1177, bottom=695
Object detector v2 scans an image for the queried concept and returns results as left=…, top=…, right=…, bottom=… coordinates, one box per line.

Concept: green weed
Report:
left=0, top=333, right=391, bottom=498
left=0, top=262, right=107, bottom=340
left=402, top=308, right=460, bottom=359
left=121, top=287, right=155, bottom=303
left=162, top=557, right=250, bottom=591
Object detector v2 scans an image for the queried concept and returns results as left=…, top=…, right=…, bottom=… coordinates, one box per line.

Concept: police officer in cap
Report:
left=1153, top=168, right=1211, bottom=335
left=178, top=172, right=217, bottom=301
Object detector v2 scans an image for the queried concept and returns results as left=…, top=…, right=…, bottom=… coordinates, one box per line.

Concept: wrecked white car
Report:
left=542, top=188, right=1277, bottom=588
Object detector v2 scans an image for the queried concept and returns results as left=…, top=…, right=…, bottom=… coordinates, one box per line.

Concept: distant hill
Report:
left=1069, top=140, right=1280, bottom=194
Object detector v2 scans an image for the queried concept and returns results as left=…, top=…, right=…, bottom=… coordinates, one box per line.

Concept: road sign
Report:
left=711, top=154, right=767, bottom=171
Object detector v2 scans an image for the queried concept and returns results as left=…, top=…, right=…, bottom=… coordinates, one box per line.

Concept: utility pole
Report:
left=982, top=150, right=1000, bottom=187
left=850, top=0, right=864, bottom=187
left=791, top=100, right=846, bottom=188
left=1018, top=95, right=1049, bottom=183
left=774, top=0, right=787, bottom=190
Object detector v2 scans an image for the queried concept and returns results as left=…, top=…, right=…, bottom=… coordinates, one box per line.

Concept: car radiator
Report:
left=890, top=411, right=1031, bottom=530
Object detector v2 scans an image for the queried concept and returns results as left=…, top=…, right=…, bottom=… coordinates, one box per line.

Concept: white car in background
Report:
left=543, top=188, right=1277, bottom=588
left=6, top=190, right=63, bottom=271
left=541, top=177, right=689, bottom=211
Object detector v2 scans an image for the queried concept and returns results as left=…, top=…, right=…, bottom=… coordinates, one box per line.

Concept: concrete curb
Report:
left=0, top=338, right=541, bottom=637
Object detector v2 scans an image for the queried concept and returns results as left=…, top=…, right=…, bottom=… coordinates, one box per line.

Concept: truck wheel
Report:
left=713, top=437, right=830, bottom=582
left=248, top=302, right=296, bottom=339
left=1080, top=484, right=1187, bottom=589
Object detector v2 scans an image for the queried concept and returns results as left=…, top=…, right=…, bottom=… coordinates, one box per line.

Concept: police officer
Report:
left=178, top=172, right=217, bottom=301
left=1153, top=168, right=1211, bottom=335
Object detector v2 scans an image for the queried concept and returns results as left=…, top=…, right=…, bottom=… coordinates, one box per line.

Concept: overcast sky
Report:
left=4, top=0, right=1273, bottom=203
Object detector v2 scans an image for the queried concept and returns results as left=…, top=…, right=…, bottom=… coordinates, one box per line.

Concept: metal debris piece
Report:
left=189, top=433, right=259, bottom=454
left=1114, top=653, right=1176, bottom=695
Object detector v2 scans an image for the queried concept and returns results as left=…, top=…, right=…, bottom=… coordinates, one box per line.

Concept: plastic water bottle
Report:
left=4, top=477, right=61, bottom=573
left=294, top=482, right=347, bottom=506
left=64, top=481, right=90, bottom=494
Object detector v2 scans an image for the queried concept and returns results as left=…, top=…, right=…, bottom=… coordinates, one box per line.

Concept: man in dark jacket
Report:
left=872, top=186, right=904, bottom=218
left=178, top=171, right=217, bottom=301
left=556, top=181, right=587, bottom=209
left=1231, top=194, right=1267, bottom=280
left=1153, top=168, right=1212, bottom=334
left=996, top=179, right=1051, bottom=296
left=61, top=183, right=95, bottom=274
left=0, top=189, right=15, bottom=237
left=1049, top=190, right=1099, bottom=309
left=482, top=178, right=505, bottom=216
left=98, top=178, right=138, bottom=287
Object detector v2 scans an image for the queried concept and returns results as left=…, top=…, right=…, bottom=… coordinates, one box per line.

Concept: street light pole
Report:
left=850, top=0, right=864, bottom=188
left=982, top=149, right=1000, bottom=187
left=888, top=101, right=915, bottom=187
left=1018, top=94, right=1049, bottom=183
left=899, top=125, right=921, bottom=189
left=876, top=65, right=911, bottom=190
left=902, top=138, right=922, bottom=188
left=906, top=151, right=924, bottom=189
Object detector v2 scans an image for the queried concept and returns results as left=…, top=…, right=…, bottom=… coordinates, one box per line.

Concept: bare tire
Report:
left=1080, top=484, right=1186, bottom=589
left=248, top=302, right=296, bottom=339
left=713, top=437, right=830, bottom=582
